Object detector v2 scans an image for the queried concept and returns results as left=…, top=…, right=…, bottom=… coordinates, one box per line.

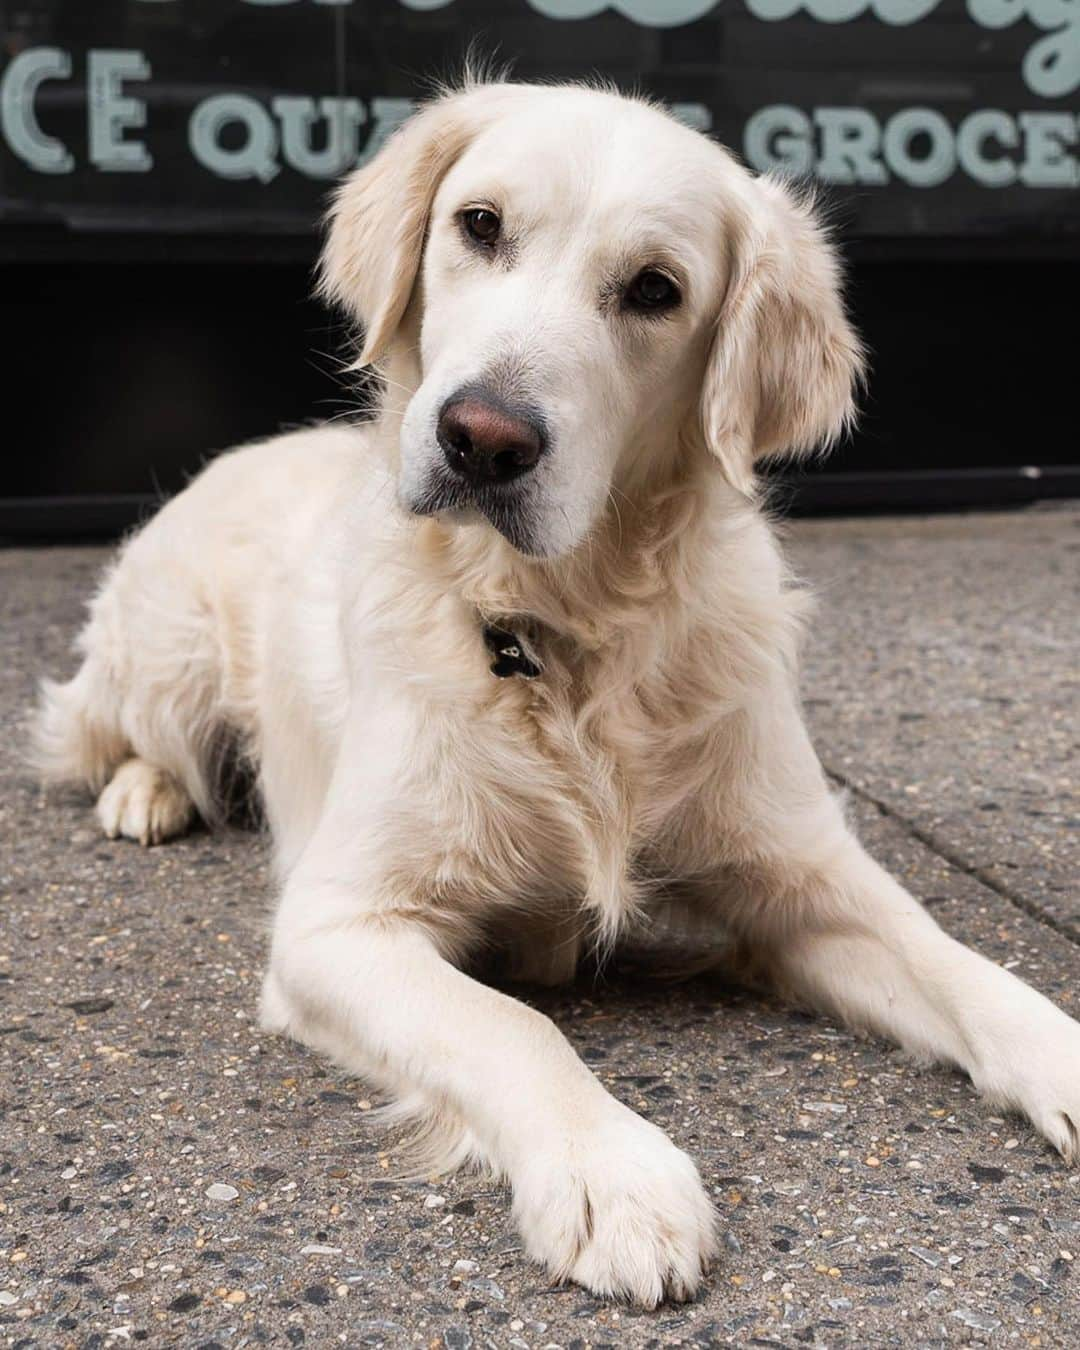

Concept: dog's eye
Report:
left=624, top=269, right=680, bottom=313
left=462, top=208, right=501, bottom=247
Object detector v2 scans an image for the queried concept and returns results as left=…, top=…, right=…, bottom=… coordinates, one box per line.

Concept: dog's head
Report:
left=321, top=81, right=864, bottom=558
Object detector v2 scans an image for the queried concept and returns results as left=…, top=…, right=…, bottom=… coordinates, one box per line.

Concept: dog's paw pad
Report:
left=96, top=759, right=195, bottom=846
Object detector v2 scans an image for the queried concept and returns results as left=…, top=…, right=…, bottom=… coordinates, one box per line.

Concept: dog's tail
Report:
left=30, top=660, right=130, bottom=794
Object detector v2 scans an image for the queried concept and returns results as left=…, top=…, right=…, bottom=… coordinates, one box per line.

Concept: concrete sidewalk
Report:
left=1, top=507, right=1078, bottom=1348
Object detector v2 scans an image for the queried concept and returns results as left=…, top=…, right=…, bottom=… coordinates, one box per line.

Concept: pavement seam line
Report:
left=825, top=765, right=1080, bottom=950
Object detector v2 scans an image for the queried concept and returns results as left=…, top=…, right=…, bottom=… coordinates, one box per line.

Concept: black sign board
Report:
left=2, top=0, right=1078, bottom=250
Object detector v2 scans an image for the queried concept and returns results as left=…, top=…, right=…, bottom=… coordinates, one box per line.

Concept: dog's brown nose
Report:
left=437, top=395, right=545, bottom=485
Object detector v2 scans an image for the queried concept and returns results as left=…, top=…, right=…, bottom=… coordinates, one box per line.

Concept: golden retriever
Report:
left=32, top=77, right=1080, bottom=1307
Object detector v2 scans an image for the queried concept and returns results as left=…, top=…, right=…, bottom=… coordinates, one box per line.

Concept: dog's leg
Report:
left=701, top=697, right=1080, bottom=1161
left=263, top=903, right=715, bottom=1303
left=497, top=898, right=585, bottom=986
left=761, top=837, right=1080, bottom=1159
left=263, top=896, right=716, bottom=1304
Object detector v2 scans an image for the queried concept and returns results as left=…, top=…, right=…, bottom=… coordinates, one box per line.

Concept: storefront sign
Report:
left=1, top=0, right=1076, bottom=242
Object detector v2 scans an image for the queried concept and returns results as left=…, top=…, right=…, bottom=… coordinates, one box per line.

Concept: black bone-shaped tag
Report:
left=483, top=624, right=543, bottom=679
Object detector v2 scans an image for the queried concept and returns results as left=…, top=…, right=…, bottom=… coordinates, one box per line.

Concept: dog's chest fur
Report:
left=449, top=615, right=727, bottom=948
left=375, top=502, right=801, bottom=966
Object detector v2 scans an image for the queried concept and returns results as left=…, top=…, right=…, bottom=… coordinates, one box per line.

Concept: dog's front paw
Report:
left=512, top=1106, right=716, bottom=1306
left=96, top=758, right=194, bottom=847
left=1038, top=1093, right=1080, bottom=1165
left=974, top=1005, right=1080, bottom=1164
left=1016, top=1022, right=1080, bottom=1165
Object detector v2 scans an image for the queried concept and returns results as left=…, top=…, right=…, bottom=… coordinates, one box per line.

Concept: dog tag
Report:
left=483, top=624, right=543, bottom=679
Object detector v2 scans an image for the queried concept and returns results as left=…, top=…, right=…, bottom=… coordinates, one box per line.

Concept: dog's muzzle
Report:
left=407, top=385, right=551, bottom=556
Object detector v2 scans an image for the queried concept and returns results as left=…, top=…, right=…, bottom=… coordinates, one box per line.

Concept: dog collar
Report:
left=483, top=624, right=543, bottom=679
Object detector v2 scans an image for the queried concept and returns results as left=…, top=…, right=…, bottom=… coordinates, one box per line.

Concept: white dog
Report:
left=32, top=78, right=1080, bottom=1307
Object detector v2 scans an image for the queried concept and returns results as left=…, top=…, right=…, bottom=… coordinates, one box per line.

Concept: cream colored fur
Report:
left=32, top=78, right=1080, bottom=1307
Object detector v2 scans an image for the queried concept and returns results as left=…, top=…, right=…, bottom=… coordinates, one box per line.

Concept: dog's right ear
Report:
left=318, top=88, right=502, bottom=367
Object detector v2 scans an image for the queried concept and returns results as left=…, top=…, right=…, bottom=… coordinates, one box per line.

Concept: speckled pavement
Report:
left=2, top=506, right=1078, bottom=1349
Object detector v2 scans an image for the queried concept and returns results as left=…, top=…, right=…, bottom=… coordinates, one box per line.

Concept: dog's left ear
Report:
left=701, top=177, right=866, bottom=496
left=318, top=86, right=509, bottom=367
